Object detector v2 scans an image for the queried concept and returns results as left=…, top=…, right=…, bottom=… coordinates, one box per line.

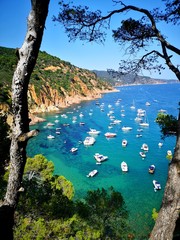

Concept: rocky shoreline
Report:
left=29, top=88, right=119, bottom=125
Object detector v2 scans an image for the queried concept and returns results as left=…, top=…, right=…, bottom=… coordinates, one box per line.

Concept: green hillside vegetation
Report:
left=1, top=154, right=133, bottom=239
left=0, top=46, right=111, bottom=98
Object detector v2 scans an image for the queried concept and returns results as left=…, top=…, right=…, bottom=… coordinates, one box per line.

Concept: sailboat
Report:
left=139, top=111, right=149, bottom=127
left=130, top=100, right=135, bottom=109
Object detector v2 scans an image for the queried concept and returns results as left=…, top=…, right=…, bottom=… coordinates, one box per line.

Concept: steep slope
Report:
left=0, top=47, right=113, bottom=113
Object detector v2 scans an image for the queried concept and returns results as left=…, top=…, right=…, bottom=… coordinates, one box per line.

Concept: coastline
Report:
left=29, top=88, right=119, bottom=125
left=29, top=81, right=178, bottom=125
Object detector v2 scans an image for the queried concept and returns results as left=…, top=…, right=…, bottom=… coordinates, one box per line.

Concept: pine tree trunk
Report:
left=0, top=1, right=50, bottom=239
left=150, top=113, right=180, bottom=240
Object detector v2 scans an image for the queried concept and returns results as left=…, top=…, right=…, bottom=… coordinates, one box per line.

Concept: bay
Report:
left=27, top=83, right=179, bottom=238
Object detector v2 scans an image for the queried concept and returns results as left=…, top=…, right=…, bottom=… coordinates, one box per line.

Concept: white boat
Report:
left=130, top=100, right=135, bottom=109
left=47, top=135, right=55, bottom=139
left=104, top=132, right=117, bottom=138
left=158, top=142, right=163, bottom=148
left=139, top=111, right=149, bottom=127
left=167, top=150, right=172, bottom=156
left=139, top=122, right=149, bottom=127
left=137, top=109, right=145, bottom=117
left=122, top=139, right=128, bottom=147
left=113, top=119, right=122, bottom=124
left=87, top=169, right=98, bottom=177
left=94, top=153, right=108, bottom=162
left=136, top=134, right=142, bottom=138
left=139, top=151, right=146, bottom=158
left=141, top=143, right=149, bottom=151
left=79, top=112, right=84, bottom=117
left=153, top=180, right=161, bottom=191
left=87, top=128, right=101, bottom=135
left=146, top=102, right=151, bottom=106
left=70, top=147, right=78, bottom=153
left=83, top=136, right=96, bottom=146
left=158, top=109, right=167, bottom=113
left=135, top=117, right=142, bottom=122
left=121, top=161, right=128, bottom=172
left=47, top=122, right=55, bottom=127
left=122, top=126, right=132, bottom=131
left=137, top=128, right=143, bottom=132
left=149, top=165, right=155, bottom=174
left=61, top=114, right=68, bottom=118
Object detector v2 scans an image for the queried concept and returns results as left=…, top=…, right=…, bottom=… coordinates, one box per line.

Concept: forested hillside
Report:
left=0, top=46, right=113, bottom=113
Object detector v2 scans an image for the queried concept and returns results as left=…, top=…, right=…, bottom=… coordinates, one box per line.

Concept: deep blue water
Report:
left=27, top=83, right=179, bottom=238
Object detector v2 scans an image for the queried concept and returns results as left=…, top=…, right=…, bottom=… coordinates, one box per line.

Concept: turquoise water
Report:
left=27, top=83, right=179, bottom=237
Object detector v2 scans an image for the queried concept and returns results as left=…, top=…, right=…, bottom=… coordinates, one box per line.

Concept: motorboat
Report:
left=104, top=132, right=117, bottom=138
left=137, top=109, right=145, bottom=117
left=149, top=165, right=155, bottom=174
left=70, top=147, right=78, bottom=153
left=137, top=129, right=143, bottom=132
left=113, top=119, right=122, bottom=124
left=87, top=128, right=101, bottom=135
left=47, top=135, right=55, bottom=139
left=167, top=150, right=172, bottom=156
left=122, top=139, right=128, bottom=147
left=87, top=169, right=98, bottom=177
left=136, top=134, right=142, bottom=138
left=135, top=117, right=143, bottom=122
left=94, top=153, right=108, bottom=163
left=139, top=122, right=149, bottom=127
left=47, top=122, right=55, bottom=127
left=141, top=143, right=149, bottom=151
left=122, top=126, right=132, bottom=131
left=79, top=112, right=84, bottom=117
left=61, top=114, right=68, bottom=118
left=121, top=161, right=128, bottom=172
left=153, top=180, right=161, bottom=191
left=158, top=142, right=163, bottom=148
left=146, top=102, right=151, bottom=106
left=83, top=136, right=96, bottom=146
left=139, top=152, right=146, bottom=158
left=158, top=109, right=167, bottom=113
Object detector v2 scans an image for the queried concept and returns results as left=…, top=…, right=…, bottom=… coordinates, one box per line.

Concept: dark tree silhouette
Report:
left=0, top=1, right=50, bottom=239
left=53, top=0, right=180, bottom=80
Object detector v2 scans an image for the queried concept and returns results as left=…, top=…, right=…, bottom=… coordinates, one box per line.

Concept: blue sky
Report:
left=0, top=0, right=179, bottom=80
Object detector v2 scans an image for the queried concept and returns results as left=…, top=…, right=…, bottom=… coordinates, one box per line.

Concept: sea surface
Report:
left=27, top=83, right=179, bottom=238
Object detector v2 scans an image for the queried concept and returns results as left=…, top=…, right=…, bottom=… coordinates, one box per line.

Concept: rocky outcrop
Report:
left=28, top=70, right=114, bottom=114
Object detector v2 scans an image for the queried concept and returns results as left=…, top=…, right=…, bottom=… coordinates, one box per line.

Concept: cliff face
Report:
left=28, top=64, right=112, bottom=113
left=28, top=79, right=105, bottom=113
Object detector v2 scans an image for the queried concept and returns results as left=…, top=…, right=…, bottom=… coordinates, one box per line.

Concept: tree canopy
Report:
left=156, top=112, right=178, bottom=139
left=53, top=0, right=180, bottom=80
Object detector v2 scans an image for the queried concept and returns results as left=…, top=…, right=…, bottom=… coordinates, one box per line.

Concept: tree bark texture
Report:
left=150, top=113, right=180, bottom=240
left=0, top=0, right=50, bottom=239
